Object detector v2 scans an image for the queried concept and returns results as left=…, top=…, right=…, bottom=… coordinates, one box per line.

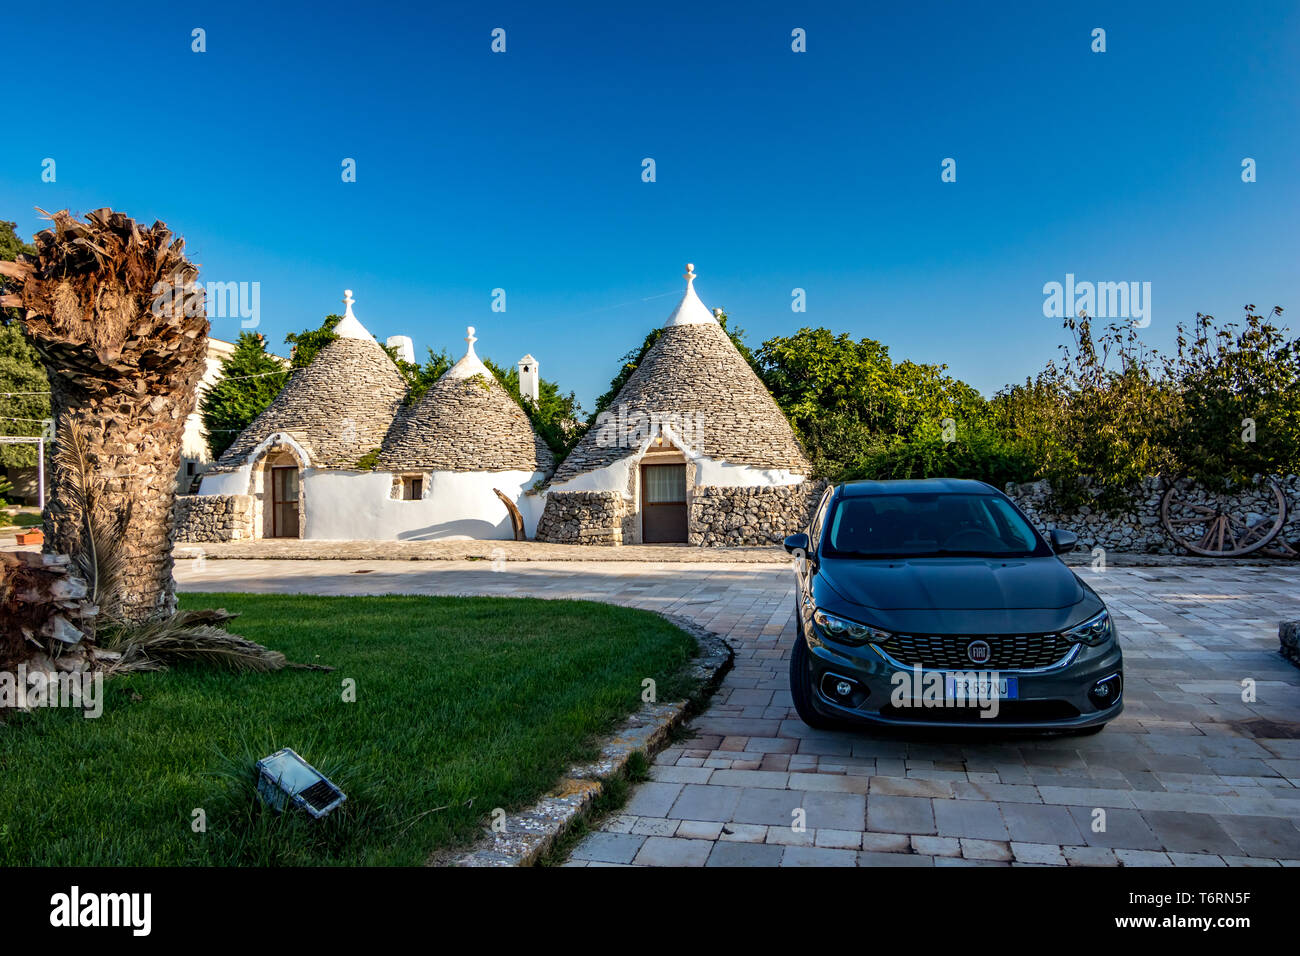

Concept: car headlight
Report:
left=1062, top=610, right=1113, bottom=646
left=812, top=609, right=890, bottom=645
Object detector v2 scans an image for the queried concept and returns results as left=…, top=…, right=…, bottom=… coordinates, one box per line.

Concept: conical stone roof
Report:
left=213, top=291, right=408, bottom=470
left=378, top=327, right=555, bottom=474
left=550, top=265, right=810, bottom=485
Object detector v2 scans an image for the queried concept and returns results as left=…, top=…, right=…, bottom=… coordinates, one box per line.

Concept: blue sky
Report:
left=3, top=1, right=1297, bottom=410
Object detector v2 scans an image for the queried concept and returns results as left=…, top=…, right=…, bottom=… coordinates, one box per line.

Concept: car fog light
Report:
left=820, top=672, right=868, bottom=707
left=1089, top=674, right=1122, bottom=708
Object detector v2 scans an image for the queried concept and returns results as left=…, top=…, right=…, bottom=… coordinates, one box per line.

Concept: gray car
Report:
left=785, top=478, right=1123, bottom=733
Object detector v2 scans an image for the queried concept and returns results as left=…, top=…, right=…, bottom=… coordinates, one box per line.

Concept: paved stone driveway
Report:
left=176, top=558, right=1300, bottom=867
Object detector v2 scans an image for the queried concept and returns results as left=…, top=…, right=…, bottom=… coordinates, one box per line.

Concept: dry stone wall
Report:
left=1005, top=475, right=1300, bottom=555
left=689, top=482, right=827, bottom=547
left=174, top=494, right=254, bottom=543
left=535, top=490, right=627, bottom=545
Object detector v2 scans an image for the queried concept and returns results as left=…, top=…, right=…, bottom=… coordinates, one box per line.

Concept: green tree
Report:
left=755, top=327, right=990, bottom=479
left=0, top=220, right=49, bottom=470
left=483, top=358, right=585, bottom=456
left=199, top=332, right=290, bottom=459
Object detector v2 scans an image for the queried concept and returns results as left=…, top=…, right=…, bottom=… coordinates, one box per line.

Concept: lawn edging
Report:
left=435, top=614, right=732, bottom=867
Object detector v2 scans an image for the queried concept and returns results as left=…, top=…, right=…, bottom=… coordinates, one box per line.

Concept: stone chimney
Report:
left=517, top=354, right=539, bottom=405
left=386, top=335, right=415, bottom=364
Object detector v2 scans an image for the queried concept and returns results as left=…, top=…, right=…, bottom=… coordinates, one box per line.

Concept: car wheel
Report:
left=789, top=628, right=840, bottom=730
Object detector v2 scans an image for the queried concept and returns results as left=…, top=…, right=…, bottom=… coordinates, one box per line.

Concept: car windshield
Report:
left=822, top=492, right=1049, bottom=559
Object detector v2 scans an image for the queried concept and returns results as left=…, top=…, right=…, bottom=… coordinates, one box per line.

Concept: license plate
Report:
left=945, top=675, right=1018, bottom=700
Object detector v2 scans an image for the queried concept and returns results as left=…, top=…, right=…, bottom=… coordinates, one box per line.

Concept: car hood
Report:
left=819, top=556, right=1086, bottom=612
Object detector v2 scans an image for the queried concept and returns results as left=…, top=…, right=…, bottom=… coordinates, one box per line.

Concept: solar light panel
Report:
left=255, top=748, right=347, bottom=819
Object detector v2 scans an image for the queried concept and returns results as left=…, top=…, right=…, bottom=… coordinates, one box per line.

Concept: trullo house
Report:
left=535, top=264, right=817, bottom=546
left=186, top=291, right=553, bottom=541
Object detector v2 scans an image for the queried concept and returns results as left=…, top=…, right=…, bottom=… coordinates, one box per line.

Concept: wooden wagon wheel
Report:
left=1160, top=475, right=1287, bottom=557
left=1259, top=536, right=1300, bottom=559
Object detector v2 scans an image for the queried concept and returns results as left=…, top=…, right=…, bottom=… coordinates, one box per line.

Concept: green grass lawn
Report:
left=0, top=593, right=697, bottom=865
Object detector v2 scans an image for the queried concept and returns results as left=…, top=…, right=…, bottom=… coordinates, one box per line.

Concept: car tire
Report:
left=789, top=628, right=840, bottom=730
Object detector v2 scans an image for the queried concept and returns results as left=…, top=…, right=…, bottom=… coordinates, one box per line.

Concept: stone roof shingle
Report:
left=379, top=371, right=555, bottom=474
left=551, top=319, right=809, bottom=484
left=212, top=335, right=407, bottom=470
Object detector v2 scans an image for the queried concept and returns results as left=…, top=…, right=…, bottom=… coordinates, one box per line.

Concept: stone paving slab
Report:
left=176, top=558, right=1300, bottom=867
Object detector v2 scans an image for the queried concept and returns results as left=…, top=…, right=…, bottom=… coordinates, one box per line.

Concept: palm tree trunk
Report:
left=0, top=208, right=208, bottom=624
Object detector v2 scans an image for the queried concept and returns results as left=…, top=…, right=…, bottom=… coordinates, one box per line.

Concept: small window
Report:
left=401, top=476, right=423, bottom=500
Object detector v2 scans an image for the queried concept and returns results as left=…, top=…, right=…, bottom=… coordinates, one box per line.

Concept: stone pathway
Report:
left=173, top=537, right=1298, bottom=568
left=176, top=539, right=788, bottom=563
left=174, top=558, right=1300, bottom=867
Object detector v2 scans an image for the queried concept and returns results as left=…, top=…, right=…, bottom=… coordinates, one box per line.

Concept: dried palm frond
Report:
left=51, top=419, right=129, bottom=621
left=104, top=620, right=287, bottom=674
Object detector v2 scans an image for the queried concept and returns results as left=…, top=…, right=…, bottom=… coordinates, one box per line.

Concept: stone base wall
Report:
left=689, top=481, right=827, bottom=547
left=1005, top=475, right=1300, bottom=555
left=535, top=490, right=627, bottom=545
left=174, top=495, right=255, bottom=543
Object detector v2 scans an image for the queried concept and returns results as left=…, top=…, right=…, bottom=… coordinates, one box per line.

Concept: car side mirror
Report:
left=783, top=532, right=810, bottom=555
left=1048, top=528, right=1078, bottom=554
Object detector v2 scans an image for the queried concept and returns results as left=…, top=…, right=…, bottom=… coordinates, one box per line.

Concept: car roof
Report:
left=836, top=478, right=998, bottom=497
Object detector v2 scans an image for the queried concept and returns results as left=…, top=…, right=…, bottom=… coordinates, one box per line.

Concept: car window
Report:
left=809, top=487, right=833, bottom=549
left=824, top=493, right=1049, bottom=558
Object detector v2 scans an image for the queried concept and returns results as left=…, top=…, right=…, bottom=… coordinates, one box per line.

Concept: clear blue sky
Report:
left=3, top=1, right=1297, bottom=410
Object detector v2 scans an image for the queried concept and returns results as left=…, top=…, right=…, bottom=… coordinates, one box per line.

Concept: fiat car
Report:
left=786, top=478, right=1123, bottom=732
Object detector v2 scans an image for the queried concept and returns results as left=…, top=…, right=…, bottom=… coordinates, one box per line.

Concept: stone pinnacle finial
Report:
left=343, top=289, right=356, bottom=318
left=684, top=263, right=696, bottom=285
left=465, top=326, right=478, bottom=355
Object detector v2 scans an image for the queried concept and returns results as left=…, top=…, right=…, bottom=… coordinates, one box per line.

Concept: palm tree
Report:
left=0, top=208, right=208, bottom=623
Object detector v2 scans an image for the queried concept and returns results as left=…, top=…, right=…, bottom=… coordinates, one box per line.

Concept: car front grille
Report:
left=878, top=632, right=1072, bottom=670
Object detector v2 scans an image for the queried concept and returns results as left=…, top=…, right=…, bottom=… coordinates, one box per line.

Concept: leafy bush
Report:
left=1171, top=306, right=1299, bottom=488
left=842, top=421, right=1039, bottom=488
left=756, top=327, right=988, bottom=479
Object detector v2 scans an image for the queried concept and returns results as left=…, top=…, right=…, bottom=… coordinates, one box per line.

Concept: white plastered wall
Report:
left=301, top=468, right=547, bottom=541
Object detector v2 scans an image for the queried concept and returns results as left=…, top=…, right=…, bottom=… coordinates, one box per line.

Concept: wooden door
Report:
left=271, top=466, right=300, bottom=538
left=641, top=463, right=687, bottom=543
